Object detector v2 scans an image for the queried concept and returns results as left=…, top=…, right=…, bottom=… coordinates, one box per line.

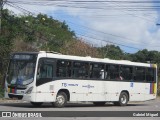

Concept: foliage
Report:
left=0, top=85, right=4, bottom=98
left=98, top=45, right=124, bottom=60
left=60, top=39, right=101, bottom=58
left=130, top=49, right=160, bottom=64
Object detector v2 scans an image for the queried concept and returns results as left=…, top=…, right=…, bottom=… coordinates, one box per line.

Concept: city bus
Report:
left=4, top=51, right=157, bottom=107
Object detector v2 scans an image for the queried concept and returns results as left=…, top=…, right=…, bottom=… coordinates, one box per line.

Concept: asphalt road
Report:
left=0, top=98, right=160, bottom=120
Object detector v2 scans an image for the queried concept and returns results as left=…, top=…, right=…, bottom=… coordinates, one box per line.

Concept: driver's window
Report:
left=36, top=58, right=55, bottom=86
left=39, top=64, right=53, bottom=78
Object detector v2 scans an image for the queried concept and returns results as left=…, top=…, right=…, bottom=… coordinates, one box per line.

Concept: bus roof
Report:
left=37, top=51, right=156, bottom=68
left=11, top=52, right=39, bottom=55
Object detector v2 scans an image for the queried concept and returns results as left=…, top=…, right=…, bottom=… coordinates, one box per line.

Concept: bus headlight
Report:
left=25, top=87, right=33, bottom=94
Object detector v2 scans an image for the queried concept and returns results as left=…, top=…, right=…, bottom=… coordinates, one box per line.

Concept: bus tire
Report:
left=93, top=102, right=106, bottom=106
left=30, top=102, right=43, bottom=107
left=114, top=92, right=128, bottom=106
left=53, top=92, right=67, bottom=108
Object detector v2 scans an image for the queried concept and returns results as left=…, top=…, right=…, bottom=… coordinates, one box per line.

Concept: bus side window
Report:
left=146, top=68, right=155, bottom=82
left=134, top=67, right=145, bottom=81
left=90, top=63, right=104, bottom=79
left=39, top=65, right=53, bottom=78
left=37, top=63, right=53, bottom=79
left=73, top=62, right=89, bottom=78
left=36, top=58, right=55, bottom=86
left=56, top=60, right=71, bottom=78
left=120, top=66, right=133, bottom=81
left=108, top=64, right=119, bottom=80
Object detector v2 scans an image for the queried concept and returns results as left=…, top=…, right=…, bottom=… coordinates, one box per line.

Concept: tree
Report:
left=0, top=9, right=78, bottom=86
left=98, top=45, right=124, bottom=60
left=60, top=39, right=101, bottom=58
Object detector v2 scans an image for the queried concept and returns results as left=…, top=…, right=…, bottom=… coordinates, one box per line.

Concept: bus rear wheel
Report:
left=114, top=92, right=128, bottom=106
left=30, top=102, right=43, bottom=107
left=52, top=92, right=67, bottom=108
left=93, top=102, right=106, bottom=106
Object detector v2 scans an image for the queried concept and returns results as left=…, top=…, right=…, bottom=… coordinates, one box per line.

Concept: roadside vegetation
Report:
left=0, top=85, right=4, bottom=98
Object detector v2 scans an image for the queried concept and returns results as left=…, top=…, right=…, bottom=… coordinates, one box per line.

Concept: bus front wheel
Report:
left=52, top=92, right=67, bottom=108
left=114, top=92, right=128, bottom=106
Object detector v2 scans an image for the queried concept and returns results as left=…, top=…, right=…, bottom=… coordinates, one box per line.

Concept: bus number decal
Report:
left=130, top=82, right=134, bottom=88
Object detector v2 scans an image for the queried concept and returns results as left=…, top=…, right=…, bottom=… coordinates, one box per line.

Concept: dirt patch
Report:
left=0, top=98, right=27, bottom=103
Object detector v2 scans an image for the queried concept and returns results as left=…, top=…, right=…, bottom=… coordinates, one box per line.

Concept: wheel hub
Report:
left=121, top=95, right=127, bottom=104
left=56, top=95, right=65, bottom=105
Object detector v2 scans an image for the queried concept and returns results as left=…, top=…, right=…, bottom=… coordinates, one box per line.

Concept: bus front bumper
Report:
left=8, top=93, right=23, bottom=100
left=22, top=94, right=32, bottom=101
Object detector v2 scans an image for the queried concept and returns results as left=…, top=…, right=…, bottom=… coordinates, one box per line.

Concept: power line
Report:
left=8, top=0, right=158, bottom=21
left=7, top=0, right=159, bottom=19
left=76, top=32, right=141, bottom=50
left=6, top=2, right=35, bottom=15
left=64, top=20, right=160, bottom=47
left=7, top=0, right=160, bottom=10
left=7, top=0, right=160, bottom=4
left=5, top=1, right=160, bottom=51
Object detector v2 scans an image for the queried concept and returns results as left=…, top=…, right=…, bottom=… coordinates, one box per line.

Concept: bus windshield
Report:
left=7, top=54, right=37, bottom=85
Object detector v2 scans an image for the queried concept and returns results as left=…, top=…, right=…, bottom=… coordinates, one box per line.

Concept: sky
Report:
left=4, top=0, right=160, bottom=53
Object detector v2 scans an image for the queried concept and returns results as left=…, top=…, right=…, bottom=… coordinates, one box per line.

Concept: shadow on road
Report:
left=0, top=102, right=148, bottom=108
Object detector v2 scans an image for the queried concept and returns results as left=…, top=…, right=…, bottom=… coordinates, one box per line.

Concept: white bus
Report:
left=4, top=51, right=157, bottom=107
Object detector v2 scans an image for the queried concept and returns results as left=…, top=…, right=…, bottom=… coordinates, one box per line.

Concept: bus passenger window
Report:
left=108, top=65, right=119, bottom=80
left=56, top=60, right=71, bottom=78
left=146, top=68, right=155, bottom=82
left=90, top=63, right=104, bottom=79
left=120, top=66, right=133, bottom=81
left=134, top=67, right=145, bottom=81
left=73, top=62, right=89, bottom=78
